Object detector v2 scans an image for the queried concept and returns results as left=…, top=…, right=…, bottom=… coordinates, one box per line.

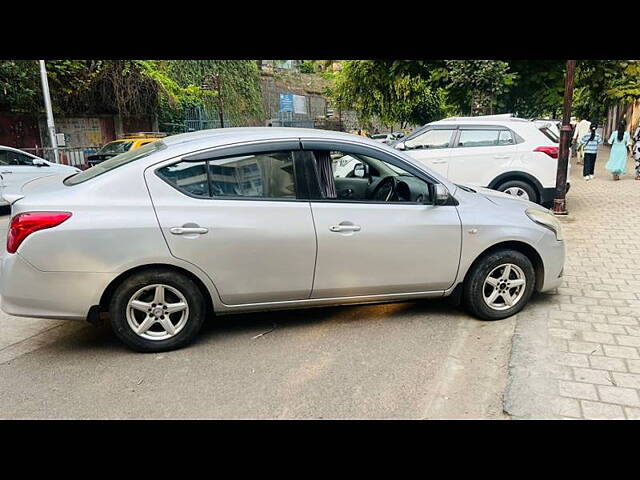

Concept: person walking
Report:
left=605, top=120, right=631, bottom=181
left=573, top=117, right=591, bottom=165
left=579, top=123, right=603, bottom=180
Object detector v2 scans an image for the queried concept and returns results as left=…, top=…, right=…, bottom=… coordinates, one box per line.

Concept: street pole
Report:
left=38, top=60, right=59, bottom=163
left=552, top=60, right=576, bottom=215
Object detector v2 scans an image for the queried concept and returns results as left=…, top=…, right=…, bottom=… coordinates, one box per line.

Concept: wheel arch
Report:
left=462, top=240, right=545, bottom=292
left=488, top=172, right=544, bottom=201
left=97, top=263, right=215, bottom=318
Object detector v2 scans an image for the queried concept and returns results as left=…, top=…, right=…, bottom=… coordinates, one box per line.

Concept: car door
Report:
left=0, top=149, right=45, bottom=193
left=398, top=126, right=456, bottom=177
left=145, top=142, right=318, bottom=305
left=447, top=127, right=518, bottom=187
left=301, top=140, right=462, bottom=298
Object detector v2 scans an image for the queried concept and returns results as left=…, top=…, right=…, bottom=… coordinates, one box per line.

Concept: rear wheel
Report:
left=463, top=249, right=535, bottom=320
left=497, top=180, right=538, bottom=203
left=109, top=269, right=206, bottom=352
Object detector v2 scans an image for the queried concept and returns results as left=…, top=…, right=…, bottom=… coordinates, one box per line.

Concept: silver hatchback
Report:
left=0, top=128, right=565, bottom=352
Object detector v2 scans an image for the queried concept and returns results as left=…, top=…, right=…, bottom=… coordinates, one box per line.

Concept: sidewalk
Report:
left=508, top=146, right=640, bottom=419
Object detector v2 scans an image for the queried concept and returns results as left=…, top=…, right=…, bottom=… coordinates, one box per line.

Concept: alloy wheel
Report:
left=482, top=263, right=527, bottom=311
left=126, top=284, right=189, bottom=341
left=503, top=186, right=530, bottom=200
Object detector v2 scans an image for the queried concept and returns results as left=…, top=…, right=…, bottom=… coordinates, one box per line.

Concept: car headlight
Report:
left=526, top=208, right=563, bottom=241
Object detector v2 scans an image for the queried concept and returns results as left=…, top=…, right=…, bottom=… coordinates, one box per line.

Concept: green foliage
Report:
left=0, top=60, right=264, bottom=129
left=443, top=60, right=516, bottom=116
left=328, top=60, right=446, bottom=128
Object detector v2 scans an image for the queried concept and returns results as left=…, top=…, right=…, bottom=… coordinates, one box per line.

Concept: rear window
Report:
left=539, top=127, right=559, bottom=143
left=64, top=141, right=165, bottom=186
left=99, top=141, right=134, bottom=154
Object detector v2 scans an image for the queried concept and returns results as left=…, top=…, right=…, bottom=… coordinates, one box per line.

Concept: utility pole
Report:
left=38, top=60, right=59, bottom=163
left=553, top=60, right=576, bottom=215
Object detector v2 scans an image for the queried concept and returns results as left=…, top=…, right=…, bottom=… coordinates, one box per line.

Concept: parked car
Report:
left=0, top=146, right=81, bottom=207
left=0, top=128, right=565, bottom=352
left=87, top=132, right=166, bottom=167
left=393, top=116, right=569, bottom=206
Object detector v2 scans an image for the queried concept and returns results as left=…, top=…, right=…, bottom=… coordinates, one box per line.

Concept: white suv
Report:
left=394, top=115, right=567, bottom=206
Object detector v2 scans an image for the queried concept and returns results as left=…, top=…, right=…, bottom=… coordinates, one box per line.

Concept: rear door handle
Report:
left=431, top=160, right=447, bottom=164
left=1, top=171, right=13, bottom=174
left=493, top=155, right=511, bottom=159
left=170, top=227, right=209, bottom=235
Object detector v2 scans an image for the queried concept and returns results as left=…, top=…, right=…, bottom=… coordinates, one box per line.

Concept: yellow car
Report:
left=88, top=133, right=166, bottom=166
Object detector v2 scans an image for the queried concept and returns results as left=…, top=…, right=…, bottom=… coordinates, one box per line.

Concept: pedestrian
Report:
left=578, top=123, right=602, bottom=180
left=633, top=125, right=640, bottom=180
left=605, top=120, right=631, bottom=181
left=573, top=117, right=591, bottom=165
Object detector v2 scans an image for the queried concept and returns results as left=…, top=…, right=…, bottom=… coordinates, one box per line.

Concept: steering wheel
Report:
left=371, top=176, right=399, bottom=202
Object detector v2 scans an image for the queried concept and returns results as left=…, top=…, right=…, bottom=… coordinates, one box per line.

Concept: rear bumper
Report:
left=0, top=252, right=112, bottom=320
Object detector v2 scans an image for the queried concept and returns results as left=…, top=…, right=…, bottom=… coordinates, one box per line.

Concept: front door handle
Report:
left=170, top=226, right=209, bottom=235
left=329, top=224, right=361, bottom=233
left=431, top=160, right=447, bottom=164
left=0, top=171, right=13, bottom=174
left=493, top=155, right=511, bottom=159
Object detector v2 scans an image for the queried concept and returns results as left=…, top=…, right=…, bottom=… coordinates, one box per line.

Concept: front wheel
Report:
left=462, top=249, right=535, bottom=320
left=497, top=180, right=538, bottom=203
left=109, top=269, right=206, bottom=352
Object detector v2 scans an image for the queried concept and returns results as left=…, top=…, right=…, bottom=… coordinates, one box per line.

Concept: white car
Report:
left=0, top=146, right=81, bottom=206
left=394, top=116, right=568, bottom=206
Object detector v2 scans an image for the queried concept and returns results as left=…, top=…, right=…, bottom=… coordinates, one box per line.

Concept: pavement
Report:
left=506, top=146, right=640, bottom=419
left=2, top=146, right=638, bottom=419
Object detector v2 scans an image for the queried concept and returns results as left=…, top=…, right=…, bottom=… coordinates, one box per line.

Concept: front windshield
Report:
left=65, top=141, right=166, bottom=186
left=99, top=141, right=134, bottom=155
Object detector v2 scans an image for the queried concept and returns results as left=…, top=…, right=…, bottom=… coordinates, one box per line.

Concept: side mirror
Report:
left=428, top=183, right=450, bottom=206
left=353, top=162, right=368, bottom=178
left=32, top=158, right=48, bottom=167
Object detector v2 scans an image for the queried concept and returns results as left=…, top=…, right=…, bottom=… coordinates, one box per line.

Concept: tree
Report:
left=328, top=60, right=446, bottom=129
left=501, top=60, right=566, bottom=118
left=444, top=60, right=516, bottom=116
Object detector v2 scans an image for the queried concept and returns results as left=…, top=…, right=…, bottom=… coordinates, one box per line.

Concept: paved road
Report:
left=0, top=212, right=513, bottom=419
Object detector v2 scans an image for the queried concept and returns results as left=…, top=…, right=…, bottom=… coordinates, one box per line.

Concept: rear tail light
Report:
left=7, top=212, right=72, bottom=254
left=534, top=146, right=559, bottom=159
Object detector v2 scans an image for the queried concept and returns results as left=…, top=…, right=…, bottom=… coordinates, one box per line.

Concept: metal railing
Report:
left=21, top=147, right=98, bottom=169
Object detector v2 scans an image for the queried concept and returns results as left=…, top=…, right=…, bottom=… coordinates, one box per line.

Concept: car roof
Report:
left=160, top=127, right=386, bottom=150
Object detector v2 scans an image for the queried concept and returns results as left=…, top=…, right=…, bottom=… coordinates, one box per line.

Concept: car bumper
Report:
left=0, top=253, right=112, bottom=320
left=536, top=233, right=566, bottom=292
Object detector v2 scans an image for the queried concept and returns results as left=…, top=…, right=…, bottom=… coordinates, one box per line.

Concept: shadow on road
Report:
left=41, top=297, right=465, bottom=354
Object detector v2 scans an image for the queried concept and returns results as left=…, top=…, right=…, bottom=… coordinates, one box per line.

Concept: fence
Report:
left=22, top=147, right=98, bottom=169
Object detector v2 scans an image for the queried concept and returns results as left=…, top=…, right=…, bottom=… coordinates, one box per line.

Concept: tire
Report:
left=109, top=269, right=206, bottom=352
left=463, top=249, right=535, bottom=321
left=497, top=180, right=538, bottom=203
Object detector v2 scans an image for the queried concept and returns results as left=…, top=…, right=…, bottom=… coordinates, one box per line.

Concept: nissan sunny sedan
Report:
left=0, top=128, right=565, bottom=352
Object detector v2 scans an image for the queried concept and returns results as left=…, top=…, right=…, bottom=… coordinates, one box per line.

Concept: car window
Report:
left=209, top=152, right=296, bottom=199
left=457, top=129, right=501, bottom=147
left=539, top=127, right=559, bottom=143
left=0, top=150, right=34, bottom=166
left=314, top=149, right=431, bottom=203
left=498, top=130, right=515, bottom=145
left=157, top=161, right=210, bottom=197
left=157, top=151, right=297, bottom=200
left=405, top=129, right=454, bottom=150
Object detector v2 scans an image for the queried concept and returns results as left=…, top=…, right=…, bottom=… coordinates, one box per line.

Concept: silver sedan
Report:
left=0, top=128, right=565, bottom=352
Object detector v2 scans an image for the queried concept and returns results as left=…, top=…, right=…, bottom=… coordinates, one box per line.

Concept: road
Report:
left=0, top=211, right=514, bottom=419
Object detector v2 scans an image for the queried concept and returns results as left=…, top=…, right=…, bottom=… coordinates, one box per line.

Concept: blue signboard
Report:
left=279, top=93, right=294, bottom=113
